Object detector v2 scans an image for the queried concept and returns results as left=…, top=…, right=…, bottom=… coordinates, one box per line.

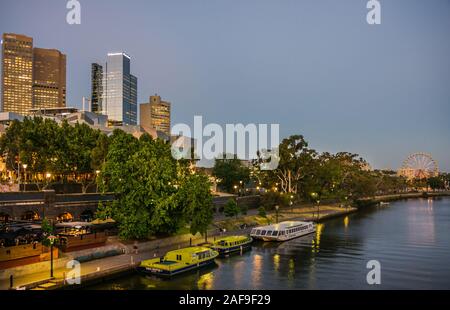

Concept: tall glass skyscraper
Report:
left=101, top=52, right=137, bottom=125
left=91, top=63, right=103, bottom=113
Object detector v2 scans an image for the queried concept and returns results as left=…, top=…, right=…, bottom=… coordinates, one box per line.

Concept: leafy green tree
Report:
left=178, top=174, right=214, bottom=236
left=98, top=131, right=214, bottom=239
left=260, top=192, right=290, bottom=210
left=212, top=155, right=250, bottom=193
left=257, top=206, right=267, bottom=218
left=224, top=199, right=240, bottom=219
left=428, top=176, right=445, bottom=191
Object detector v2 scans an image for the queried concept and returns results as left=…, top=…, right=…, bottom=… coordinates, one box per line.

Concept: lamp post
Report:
left=47, top=235, right=57, bottom=278
left=22, top=164, right=27, bottom=192
left=275, top=205, right=279, bottom=224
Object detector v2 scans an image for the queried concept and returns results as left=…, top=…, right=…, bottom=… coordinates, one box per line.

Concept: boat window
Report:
left=261, top=230, right=267, bottom=236
left=256, top=230, right=261, bottom=235
left=272, top=231, right=278, bottom=236
left=251, top=229, right=256, bottom=235
left=176, top=254, right=182, bottom=261
left=267, top=231, right=273, bottom=236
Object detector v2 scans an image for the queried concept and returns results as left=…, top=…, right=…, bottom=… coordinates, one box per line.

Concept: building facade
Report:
left=90, top=63, right=103, bottom=113
left=1, top=33, right=66, bottom=114
left=140, top=94, right=171, bottom=136
left=100, top=53, right=137, bottom=125
left=32, top=48, right=66, bottom=109
left=1, top=33, right=34, bottom=114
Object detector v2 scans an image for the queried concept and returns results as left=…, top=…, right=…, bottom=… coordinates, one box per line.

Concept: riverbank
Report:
left=2, top=191, right=449, bottom=290
left=0, top=204, right=356, bottom=290
left=356, top=191, right=450, bottom=207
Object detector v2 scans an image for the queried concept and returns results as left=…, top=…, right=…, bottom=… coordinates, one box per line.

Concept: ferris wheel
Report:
left=399, top=153, right=439, bottom=179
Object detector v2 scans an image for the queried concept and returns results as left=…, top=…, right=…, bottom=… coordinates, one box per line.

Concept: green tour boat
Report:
left=137, top=246, right=219, bottom=277
left=210, top=235, right=253, bottom=256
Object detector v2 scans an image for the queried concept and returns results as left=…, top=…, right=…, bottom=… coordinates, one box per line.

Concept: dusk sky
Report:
left=1, top=0, right=449, bottom=171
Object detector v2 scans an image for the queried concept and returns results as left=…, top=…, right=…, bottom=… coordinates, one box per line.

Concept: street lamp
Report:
left=47, top=235, right=57, bottom=278
left=275, top=205, right=280, bottom=224
left=22, top=164, right=28, bottom=192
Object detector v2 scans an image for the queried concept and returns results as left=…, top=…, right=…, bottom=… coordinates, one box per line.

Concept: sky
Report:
left=0, top=0, right=449, bottom=171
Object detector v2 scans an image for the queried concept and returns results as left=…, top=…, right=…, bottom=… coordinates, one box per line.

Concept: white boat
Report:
left=250, top=221, right=316, bottom=242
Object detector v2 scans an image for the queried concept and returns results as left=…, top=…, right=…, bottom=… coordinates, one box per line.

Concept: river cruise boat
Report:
left=209, top=235, right=253, bottom=256
left=250, top=221, right=315, bottom=242
left=137, top=246, right=219, bottom=277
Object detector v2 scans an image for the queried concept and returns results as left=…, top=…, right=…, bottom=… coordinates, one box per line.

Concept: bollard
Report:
left=9, top=275, right=13, bottom=289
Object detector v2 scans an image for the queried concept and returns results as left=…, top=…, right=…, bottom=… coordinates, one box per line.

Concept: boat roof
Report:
left=168, top=246, right=211, bottom=255
left=253, top=221, right=312, bottom=231
left=215, top=235, right=249, bottom=243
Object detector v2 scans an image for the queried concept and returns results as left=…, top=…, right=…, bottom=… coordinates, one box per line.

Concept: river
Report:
left=89, top=197, right=450, bottom=290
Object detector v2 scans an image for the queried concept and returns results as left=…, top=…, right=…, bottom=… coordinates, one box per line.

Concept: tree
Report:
left=97, top=131, right=214, bottom=240
left=257, top=206, right=267, bottom=218
left=178, top=174, right=214, bottom=236
left=224, top=199, right=240, bottom=219
left=260, top=192, right=289, bottom=210
left=0, top=117, right=106, bottom=192
left=212, top=155, right=250, bottom=193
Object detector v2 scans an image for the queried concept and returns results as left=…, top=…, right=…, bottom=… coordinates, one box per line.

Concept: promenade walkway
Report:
left=0, top=204, right=355, bottom=290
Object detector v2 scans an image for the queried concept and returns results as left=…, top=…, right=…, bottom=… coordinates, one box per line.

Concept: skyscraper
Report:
left=1, top=33, right=66, bottom=114
left=101, top=53, right=137, bottom=125
left=1, top=33, right=33, bottom=114
left=32, top=48, right=66, bottom=109
left=91, top=63, right=103, bottom=113
left=140, top=94, right=171, bottom=136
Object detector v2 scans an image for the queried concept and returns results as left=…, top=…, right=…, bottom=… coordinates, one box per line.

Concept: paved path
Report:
left=0, top=204, right=354, bottom=290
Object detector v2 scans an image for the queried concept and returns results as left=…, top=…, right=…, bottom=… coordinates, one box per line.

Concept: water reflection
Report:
left=197, top=272, right=214, bottom=290
left=89, top=198, right=450, bottom=290
left=344, top=216, right=349, bottom=229
left=251, top=254, right=263, bottom=289
left=407, top=198, right=436, bottom=245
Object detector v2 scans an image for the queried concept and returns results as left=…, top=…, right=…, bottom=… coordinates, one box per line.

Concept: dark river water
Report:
left=90, top=197, right=450, bottom=290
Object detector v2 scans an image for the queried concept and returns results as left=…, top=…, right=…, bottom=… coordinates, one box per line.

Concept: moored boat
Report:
left=209, top=235, right=253, bottom=256
left=250, top=221, right=315, bottom=242
left=137, top=246, right=219, bottom=277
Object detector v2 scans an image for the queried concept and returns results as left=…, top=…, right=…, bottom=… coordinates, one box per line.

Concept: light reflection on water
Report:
left=89, top=198, right=450, bottom=290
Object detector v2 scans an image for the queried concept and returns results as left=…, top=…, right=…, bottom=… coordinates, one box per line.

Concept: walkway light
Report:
left=47, top=235, right=57, bottom=278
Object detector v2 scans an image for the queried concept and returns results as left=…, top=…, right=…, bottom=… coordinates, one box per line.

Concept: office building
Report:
left=100, top=53, right=137, bottom=125
left=140, top=94, right=171, bottom=136
left=91, top=63, right=103, bottom=113
left=32, top=48, right=66, bottom=109
left=1, top=33, right=66, bottom=114
left=1, top=33, right=34, bottom=114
